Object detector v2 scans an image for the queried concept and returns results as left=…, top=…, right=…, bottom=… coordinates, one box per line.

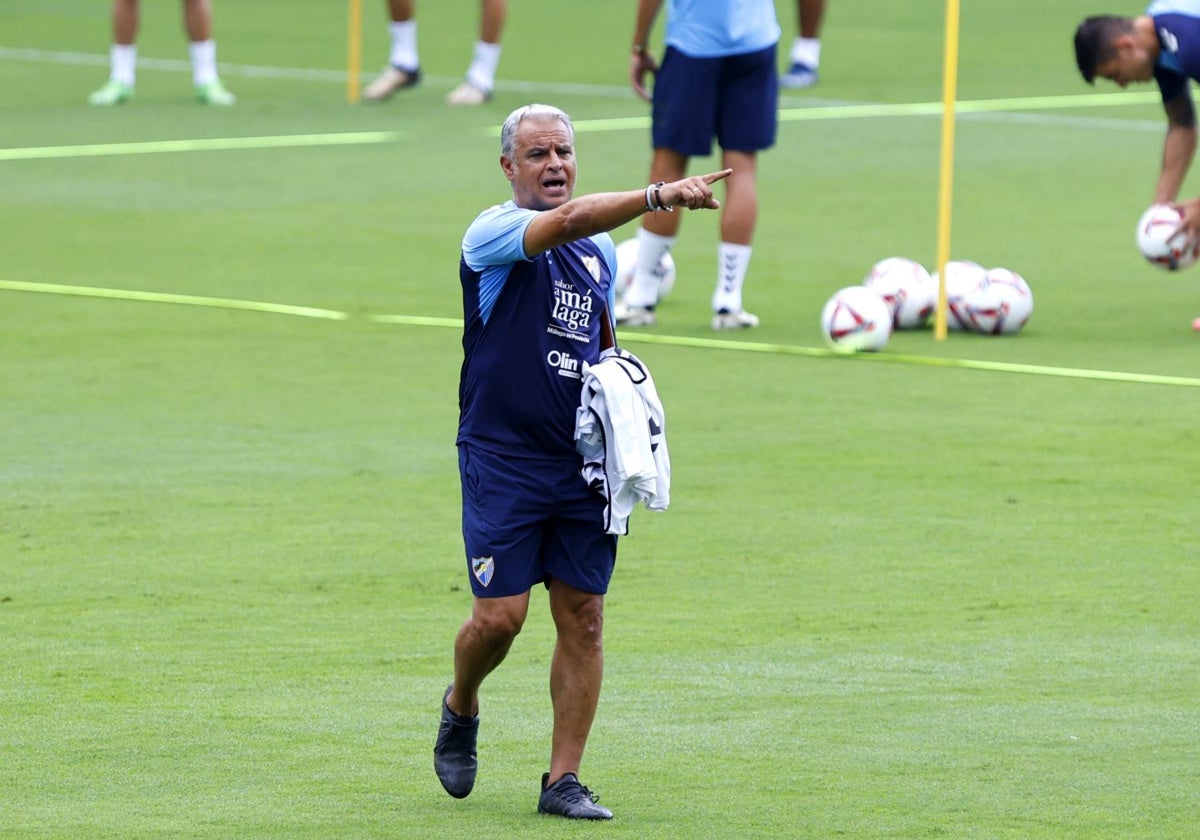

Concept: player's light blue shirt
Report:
left=462, top=201, right=617, bottom=323
left=664, top=0, right=780, bottom=58
left=458, top=200, right=618, bottom=459
left=1147, top=0, right=1200, bottom=100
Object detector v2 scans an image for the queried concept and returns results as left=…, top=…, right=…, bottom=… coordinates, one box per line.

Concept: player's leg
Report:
left=644, top=147, right=689, bottom=234
left=387, top=0, right=414, bottom=24
left=800, top=0, right=826, bottom=39
left=446, top=0, right=506, bottom=105
left=182, top=0, right=211, bottom=41
left=535, top=474, right=615, bottom=819
left=642, top=145, right=688, bottom=247
left=719, top=149, right=758, bottom=247
left=712, top=149, right=761, bottom=327
left=364, top=0, right=421, bottom=100
left=436, top=444, right=546, bottom=798
left=479, top=0, right=505, bottom=43
left=183, top=0, right=235, bottom=104
left=619, top=47, right=718, bottom=325
left=447, top=592, right=530, bottom=718
left=545, top=581, right=604, bottom=785
left=537, top=580, right=612, bottom=819
left=435, top=591, right=529, bottom=799
left=618, top=146, right=688, bottom=324
left=113, top=0, right=139, bottom=43
left=783, top=0, right=824, bottom=88
left=711, top=44, right=777, bottom=329
left=89, top=0, right=139, bottom=105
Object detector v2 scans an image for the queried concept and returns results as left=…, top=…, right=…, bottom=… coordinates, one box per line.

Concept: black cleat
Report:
left=537, top=772, right=614, bottom=820
left=433, top=685, right=478, bottom=798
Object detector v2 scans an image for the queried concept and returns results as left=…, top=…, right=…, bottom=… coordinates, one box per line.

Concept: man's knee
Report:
left=552, top=589, right=605, bottom=644
left=470, top=597, right=527, bottom=643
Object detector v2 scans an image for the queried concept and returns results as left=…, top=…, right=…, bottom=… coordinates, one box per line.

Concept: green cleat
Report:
left=88, top=79, right=133, bottom=106
left=196, top=79, right=236, bottom=106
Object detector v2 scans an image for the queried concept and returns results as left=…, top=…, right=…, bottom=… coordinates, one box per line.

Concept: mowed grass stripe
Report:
left=0, top=131, right=404, bottom=162
left=0, top=279, right=349, bottom=321
left=5, top=279, right=1196, bottom=388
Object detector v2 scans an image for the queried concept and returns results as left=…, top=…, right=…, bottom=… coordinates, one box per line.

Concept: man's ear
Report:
left=500, top=154, right=516, bottom=182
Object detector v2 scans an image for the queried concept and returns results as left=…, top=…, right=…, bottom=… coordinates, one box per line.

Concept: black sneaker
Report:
left=537, top=772, right=614, bottom=820
left=433, top=685, right=478, bottom=798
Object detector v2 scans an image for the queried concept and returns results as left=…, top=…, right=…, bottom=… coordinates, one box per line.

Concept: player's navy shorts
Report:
left=652, top=44, right=778, bottom=157
left=458, top=443, right=617, bottom=598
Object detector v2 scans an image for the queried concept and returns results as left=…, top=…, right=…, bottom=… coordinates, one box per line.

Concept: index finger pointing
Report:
left=700, top=168, right=734, bottom=185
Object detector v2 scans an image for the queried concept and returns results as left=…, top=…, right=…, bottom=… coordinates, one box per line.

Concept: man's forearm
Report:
left=1156, top=123, right=1198, bottom=204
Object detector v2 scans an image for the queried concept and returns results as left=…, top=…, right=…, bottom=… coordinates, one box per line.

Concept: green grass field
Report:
left=3, top=2, right=1198, bottom=837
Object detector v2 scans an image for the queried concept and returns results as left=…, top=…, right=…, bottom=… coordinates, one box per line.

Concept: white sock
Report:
left=388, top=21, right=419, bottom=70
left=791, top=36, right=821, bottom=68
left=110, top=43, right=136, bottom=86
left=465, top=40, right=502, bottom=92
left=626, top=229, right=675, bottom=309
left=189, top=39, right=218, bottom=86
left=713, top=242, right=752, bottom=313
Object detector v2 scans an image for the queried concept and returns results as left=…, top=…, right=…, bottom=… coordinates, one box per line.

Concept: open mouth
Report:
left=543, top=177, right=567, bottom=191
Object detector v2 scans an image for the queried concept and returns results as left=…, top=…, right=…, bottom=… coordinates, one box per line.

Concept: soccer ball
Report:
left=963, top=267, right=1034, bottom=335
left=863, top=257, right=936, bottom=329
left=614, top=237, right=676, bottom=300
left=933, top=260, right=988, bottom=331
left=820, top=285, right=892, bottom=352
left=1136, top=204, right=1198, bottom=270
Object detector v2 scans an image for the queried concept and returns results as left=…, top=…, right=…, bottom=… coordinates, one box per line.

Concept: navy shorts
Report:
left=652, top=44, right=778, bottom=157
left=459, top=444, right=617, bottom=598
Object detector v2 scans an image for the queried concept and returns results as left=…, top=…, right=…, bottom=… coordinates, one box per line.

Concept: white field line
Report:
left=4, top=279, right=1199, bottom=389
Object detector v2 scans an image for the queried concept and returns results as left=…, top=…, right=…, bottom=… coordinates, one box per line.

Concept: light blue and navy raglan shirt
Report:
left=457, top=200, right=618, bottom=460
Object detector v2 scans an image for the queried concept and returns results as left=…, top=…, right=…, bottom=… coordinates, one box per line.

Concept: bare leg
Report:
left=182, top=0, right=212, bottom=42
left=112, top=0, right=138, bottom=44
left=446, top=0, right=505, bottom=102
left=480, top=0, right=506, bottom=45
left=784, top=0, right=824, bottom=87
left=619, top=146, right=689, bottom=314
left=799, top=0, right=826, bottom=39
left=546, top=581, right=605, bottom=784
left=641, top=147, right=690, bottom=239
left=719, top=149, right=758, bottom=246
left=387, top=0, right=414, bottom=23
left=446, top=592, right=530, bottom=716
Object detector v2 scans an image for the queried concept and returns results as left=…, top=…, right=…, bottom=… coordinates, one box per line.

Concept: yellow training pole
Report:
left=347, top=0, right=362, bottom=103
left=934, top=0, right=961, bottom=341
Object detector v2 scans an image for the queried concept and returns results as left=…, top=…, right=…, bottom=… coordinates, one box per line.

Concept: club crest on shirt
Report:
left=582, top=255, right=601, bottom=283
left=471, top=556, right=495, bottom=587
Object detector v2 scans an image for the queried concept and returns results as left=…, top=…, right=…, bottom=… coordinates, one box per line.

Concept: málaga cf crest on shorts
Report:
left=471, top=556, right=495, bottom=588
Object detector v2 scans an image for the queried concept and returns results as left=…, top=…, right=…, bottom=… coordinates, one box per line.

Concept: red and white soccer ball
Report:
left=929, top=262, right=1034, bottom=335
left=614, top=237, right=676, bottom=301
left=933, top=260, right=988, bottom=332
left=863, top=256, right=936, bottom=329
left=1136, top=204, right=1198, bottom=271
left=963, top=268, right=1034, bottom=335
left=820, top=285, right=892, bottom=352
